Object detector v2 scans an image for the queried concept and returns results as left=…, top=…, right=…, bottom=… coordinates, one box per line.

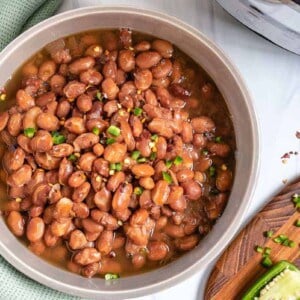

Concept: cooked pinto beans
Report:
left=0, top=29, right=235, bottom=279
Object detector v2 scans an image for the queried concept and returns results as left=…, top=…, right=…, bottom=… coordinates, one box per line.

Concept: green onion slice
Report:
left=24, top=127, right=36, bottom=138
left=162, top=171, right=173, bottom=184
left=107, top=125, right=120, bottom=137
left=52, top=131, right=66, bottom=145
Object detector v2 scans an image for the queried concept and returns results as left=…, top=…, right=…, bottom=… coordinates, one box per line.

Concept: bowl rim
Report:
left=0, top=5, right=261, bottom=299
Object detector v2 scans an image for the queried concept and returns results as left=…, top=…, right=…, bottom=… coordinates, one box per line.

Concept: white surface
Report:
left=56, top=1, right=300, bottom=299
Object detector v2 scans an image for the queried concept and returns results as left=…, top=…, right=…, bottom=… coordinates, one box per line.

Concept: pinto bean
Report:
left=17, top=134, right=31, bottom=153
left=7, top=112, right=22, bottom=137
left=69, top=229, right=87, bottom=250
left=16, top=89, right=35, bottom=111
left=103, top=60, right=117, bottom=81
left=176, top=169, right=194, bottom=183
left=50, top=218, right=71, bottom=237
left=64, top=117, right=86, bottom=134
left=80, top=69, right=103, bottom=86
left=56, top=100, right=71, bottom=119
left=7, top=211, right=24, bottom=236
left=168, top=186, right=186, bottom=212
left=69, top=57, right=95, bottom=75
left=175, top=234, right=199, bottom=251
left=156, top=137, right=167, bottom=160
left=147, top=241, right=168, bottom=261
left=96, top=230, right=114, bottom=255
left=93, top=143, right=104, bottom=157
left=164, top=223, right=185, bottom=238
left=130, top=116, right=143, bottom=138
left=85, top=44, right=103, bottom=57
left=118, top=50, right=135, bottom=72
left=7, top=165, right=32, bottom=187
left=93, top=158, right=109, bottom=177
left=5, top=148, right=25, bottom=172
left=36, top=92, right=56, bottom=107
left=181, top=121, right=193, bottom=143
left=103, top=143, right=127, bottom=163
left=112, top=183, right=133, bottom=211
left=139, top=177, right=155, bottom=190
left=101, top=78, right=119, bottom=100
left=26, top=217, right=45, bottom=242
left=107, top=171, right=125, bottom=192
left=216, top=169, right=232, bottom=192
left=74, top=247, right=101, bottom=266
left=58, top=157, right=73, bottom=185
left=132, top=164, right=154, bottom=178
left=181, top=180, right=202, bottom=200
left=0, top=111, right=9, bottom=131
left=30, top=130, right=53, bottom=152
left=78, top=152, right=96, bottom=172
left=120, top=119, right=135, bottom=151
left=134, top=41, right=151, bottom=52
left=135, top=133, right=151, bottom=157
left=34, top=152, right=61, bottom=170
left=73, top=133, right=99, bottom=152
left=50, top=74, right=66, bottom=95
left=148, top=118, right=173, bottom=138
left=63, top=81, right=86, bottom=99
left=132, top=254, right=146, bottom=269
left=68, top=171, right=86, bottom=188
left=76, top=94, right=93, bottom=113
left=38, top=60, right=56, bottom=81
left=191, top=117, right=215, bottom=133
left=134, top=69, right=152, bottom=91
left=152, top=180, right=170, bottom=206
left=207, top=142, right=231, bottom=158
left=193, top=134, right=207, bottom=148
left=82, top=263, right=99, bottom=278
left=23, top=107, right=42, bottom=130
left=94, top=188, right=112, bottom=211
left=72, top=202, right=89, bottom=219
left=44, top=226, right=60, bottom=247
left=82, top=218, right=103, bottom=233
left=152, top=39, right=173, bottom=58
left=31, top=183, right=50, bottom=206
left=49, top=143, right=73, bottom=158
left=151, top=59, right=172, bottom=79
left=72, top=182, right=91, bottom=203
left=136, top=51, right=161, bottom=69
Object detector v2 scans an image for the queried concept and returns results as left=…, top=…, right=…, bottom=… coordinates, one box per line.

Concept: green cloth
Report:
left=0, top=0, right=62, bottom=51
left=0, top=2, right=82, bottom=298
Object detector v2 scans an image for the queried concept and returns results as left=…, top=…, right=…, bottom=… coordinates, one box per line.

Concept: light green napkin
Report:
left=0, top=0, right=62, bottom=51
left=0, top=1, right=82, bottom=298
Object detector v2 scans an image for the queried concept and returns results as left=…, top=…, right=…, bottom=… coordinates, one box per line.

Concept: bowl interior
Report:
left=0, top=7, right=259, bottom=299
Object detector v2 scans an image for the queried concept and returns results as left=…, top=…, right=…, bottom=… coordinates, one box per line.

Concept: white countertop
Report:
left=56, top=1, right=300, bottom=299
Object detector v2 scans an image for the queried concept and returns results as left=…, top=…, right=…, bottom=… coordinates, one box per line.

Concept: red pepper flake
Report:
left=296, top=131, right=300, bottom=139
left=281, top=153, right=290, bottom=159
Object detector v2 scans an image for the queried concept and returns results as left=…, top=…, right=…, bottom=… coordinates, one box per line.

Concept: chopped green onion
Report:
left=273, top=237, right=282, bottom=244
left=288, top=240, right=296, bottom=248
left=104, top=273, right=119, bottom=280
left=150, top=152, right=157, bottom=161
left=209, top=166, right=216, bottom=177
left=133, top=107, right=143, bottom=116
left=255, top=246, right=264, bottom=253
left=292, top=194, right=300, bottom=208
left=264, top=230, right=274, bottom=238
left=107, top=125, right=120, bottom=137
left=131, top=150, right=141, bottom=160
left=134, top=187, right=144, bottom=195
left=261, top=256, right=273, bottom=268
left=137, top=157, right=147, bottom=163
left=279, top=234, right=288, bottom=242
left=162, top=171, right=173, bottom=184
left=215, top=136, right=222, bottom=143
left=52, top=131, right=66, bottom=145
left=110, top=163, right=116, bottom=170
left=282, top=239, right=290, bottom=246
left=264, top=247, right=271, bottom=256
left=202, top=150, right=209, bottom=156
left=115, top=163, right=122, bottom=171
left=106, top=138, right=116, bottom=145
left=165, top=160, right=173, bottom=168
left=24, top=127, right=36, bottom=138
left=92, top=127, right=100, bottom=135
left=173, top=156, right=183, bottom=166
left=96, top=91, right=103, bottom=101
left=295, top=219, right=300, bottom=227
left=151, top=134, right=158, bottom=142
left=68, top=154, right=77, bottom=162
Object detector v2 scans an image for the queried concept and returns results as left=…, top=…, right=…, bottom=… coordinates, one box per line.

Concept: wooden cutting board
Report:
left=204, top=179, right=300, bottom=300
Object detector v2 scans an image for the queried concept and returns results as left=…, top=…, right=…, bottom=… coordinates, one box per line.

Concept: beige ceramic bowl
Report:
left=0, top=6, right=260, bottom=299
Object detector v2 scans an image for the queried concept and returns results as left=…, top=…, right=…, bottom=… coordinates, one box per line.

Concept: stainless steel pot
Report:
left=0, top=6, right=260, bottom=299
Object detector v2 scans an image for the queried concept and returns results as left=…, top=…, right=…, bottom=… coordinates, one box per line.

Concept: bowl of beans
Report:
left=0, top=6, right=259, bottom=299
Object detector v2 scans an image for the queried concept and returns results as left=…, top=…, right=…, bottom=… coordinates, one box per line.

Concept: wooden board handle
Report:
left=205, top=179, right=300, bottom=300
